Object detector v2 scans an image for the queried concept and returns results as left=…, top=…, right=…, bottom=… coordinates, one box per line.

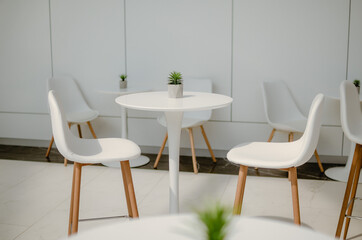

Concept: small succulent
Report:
left=353, top=79, right=360, bottom=87
left=197, top=203, right=231, bottom=240
left=120, top=74, right=127, bottom=81
left=168, top=71, right=183, bottom=85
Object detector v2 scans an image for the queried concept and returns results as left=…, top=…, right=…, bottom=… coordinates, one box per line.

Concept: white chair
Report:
left=227, top=94, right=325, bottom=225
left=46, top=76, right=99, bottom=166
left=153, top=78, right=216, bottom=174
left=261, top=81, right=324, bottom=172
left=48, top=90, right=141, bottom=236
left=335, top=81, right=362, bottom=239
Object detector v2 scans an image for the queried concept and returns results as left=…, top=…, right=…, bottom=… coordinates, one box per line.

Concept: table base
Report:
left=325, top=166, right=362, bottom=183
left=102, top=155, right=150, bottom=168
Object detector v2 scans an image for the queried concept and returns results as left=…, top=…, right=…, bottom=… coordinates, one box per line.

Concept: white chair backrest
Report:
left=261, top=81, right=306, bottom=124
left=183, top=78, right=212, bottom=120
left=48, top=90, right=78, bottom=159
left=322, top=96, right=341, bottom=126
left=48, top=76, right=92, bottom=114
left=340, top=81, right=362, bottom=142
left=294, top=94, right=325, bottom=166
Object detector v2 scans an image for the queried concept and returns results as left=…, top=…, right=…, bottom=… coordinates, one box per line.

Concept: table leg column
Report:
left=165, top=111, right=183, bottom=214
left=121, top=106, right=128, bottom=139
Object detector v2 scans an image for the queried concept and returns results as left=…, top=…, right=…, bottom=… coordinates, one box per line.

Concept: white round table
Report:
left=69, top=214, right=333, bottom=240
left=99, top=88, right=151, bottom=168
left=116, top=91, right=232, bottom=213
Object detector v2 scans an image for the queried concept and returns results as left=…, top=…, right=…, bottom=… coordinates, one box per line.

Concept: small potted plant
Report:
left=168, top=71, right=183, bottom=98
left=120, top=74, right=127, bottom=89
left=353, top=79, right=360, bottom=94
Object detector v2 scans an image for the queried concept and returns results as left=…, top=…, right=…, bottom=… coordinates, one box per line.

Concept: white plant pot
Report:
left=168, top=84, right=183, bottom=98
left=357, top=86, right=360, bottom=94
left=120, top=80, right=127, bottom=89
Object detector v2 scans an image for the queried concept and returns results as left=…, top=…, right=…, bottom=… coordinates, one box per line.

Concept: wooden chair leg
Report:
left=200, top=125, right=217, bottom=163
left=286, top=133, right=294, bottom=181
left=64, top=123, right=73, bottom=167
left=121, top=160, right=139, bottom=218
left=154, top=133, right=168, bottom=169
left=340, top=145, right=362, bottom=239
left=68, top=162, right=77, bottom=236
left=343, top=151, right=362, bottom=240
left=288, top=132, right=294, bottom=142
left=45, top=136, right=54, bottom=158
left=336, top=145, right=361, bottom=238
left=70, top=162, right=82, bottom=235
left=233, top=165, right=248, bottom=215
left=289, top=167, right=301, bottom=225
left=188, top=128, right=198, bottom=174
left=77, top=124, right=82, bottom=138
left=314, top=149, right=324, bottom=173
left=268, top=129, right=276, bottom=142
left=86, top=121, right=97, bottom=139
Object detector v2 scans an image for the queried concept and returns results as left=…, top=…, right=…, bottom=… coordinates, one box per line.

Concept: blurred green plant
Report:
left=120, top=74, right=127, bottom=81
left=353, top=79, right=360, bottom=87
left=197, top=203, right=232, bottom=240
left=168, top=71, right=183, bottom=85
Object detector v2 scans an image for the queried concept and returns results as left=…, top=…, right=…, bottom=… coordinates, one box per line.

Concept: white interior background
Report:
left=0, top=0, right=361, bottom=161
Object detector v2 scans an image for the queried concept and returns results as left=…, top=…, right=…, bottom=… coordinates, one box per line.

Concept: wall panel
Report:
left=0, top=0, right=52, bottom=113
left=125, top=0, right=232, bottom=121
left=232, top=0, right=349, bottom=122
left=50, top=0, right=127, bottom=116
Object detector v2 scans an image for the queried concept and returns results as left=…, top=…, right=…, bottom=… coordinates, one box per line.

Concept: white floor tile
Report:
left=0, top=160, right=361, bottom=240
left=0, top=224, right=27, bottom=240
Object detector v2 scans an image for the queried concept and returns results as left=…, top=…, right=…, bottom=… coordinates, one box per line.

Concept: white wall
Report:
left=0, top=0, right=361, bottom=160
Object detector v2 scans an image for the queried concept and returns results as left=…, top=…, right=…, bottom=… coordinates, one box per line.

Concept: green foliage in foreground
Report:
left=197, top=203, right=231, bottom=240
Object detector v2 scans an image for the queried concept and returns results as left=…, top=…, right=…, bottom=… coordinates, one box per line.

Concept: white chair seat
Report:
left=157, top=115, right=207, bottom=129
left=269, top=118, right=306, bottom=133
left=66, top=138, right=141, bottom=164
left=67, top=110, right=99, bottom=123
left=48, top=90, right=140, bottom=235
left=227, top=141, right=303, bottom=169
left=228, top=94, right=325, bottom=224
left=46, top=76, right=100, bottom=164
left=261, top=81, right=324, bottom=173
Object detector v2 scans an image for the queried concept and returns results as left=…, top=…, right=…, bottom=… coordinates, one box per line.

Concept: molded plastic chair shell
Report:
left=227, top=94, right=325, bottom=169
left=48, top=76, right=99, bottom=123
left=335, top=81, right=362, bottom=239
left=48, top=90, right=140, bottom=164
left=261, top=81, right=307, bottom=133
left=340, top=81, right=362, bottom=145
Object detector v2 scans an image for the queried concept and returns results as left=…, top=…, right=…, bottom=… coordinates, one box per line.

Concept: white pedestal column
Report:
left=165, top=111, right=183, bottom=214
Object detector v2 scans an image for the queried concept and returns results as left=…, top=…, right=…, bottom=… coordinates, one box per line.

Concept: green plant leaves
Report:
left=168, top=71, right=183, bottom=85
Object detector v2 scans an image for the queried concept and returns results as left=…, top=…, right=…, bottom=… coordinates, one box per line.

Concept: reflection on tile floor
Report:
left=0, top=145, right=346, bottom=180
left=0, top=159, right=361, bottom=240
left=0, top=145, right=361, bottom=240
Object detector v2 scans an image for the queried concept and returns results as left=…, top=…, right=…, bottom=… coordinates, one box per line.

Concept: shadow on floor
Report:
left=0, top=144, right=344, bottom=180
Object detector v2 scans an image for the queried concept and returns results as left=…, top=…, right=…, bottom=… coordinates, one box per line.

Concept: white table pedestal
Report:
left=115, top=91, right=232, bottom=214
left=325, top=143, right=362, bottom=183
left=165, top=111, right=183, bottom=214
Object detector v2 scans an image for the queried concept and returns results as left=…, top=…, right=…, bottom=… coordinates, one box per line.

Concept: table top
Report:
left=115, top=91, right=233, bottom=112
left=68, top=214, right=333, bottom=240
